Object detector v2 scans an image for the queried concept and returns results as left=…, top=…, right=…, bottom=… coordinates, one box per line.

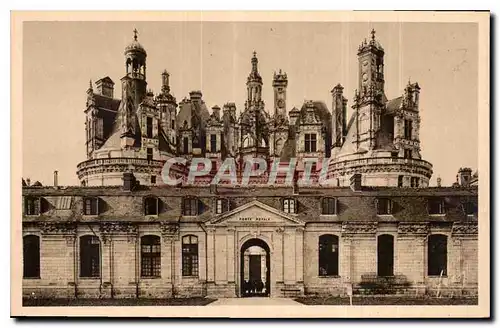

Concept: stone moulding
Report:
left=451, top=222, right=478, bottom=236
left=341, top=222, right=377, bottom=235
left=40, top=222, right=77, bottom=235
left=99, top=222, right=138, bottom=235
left=160, top=222, right=179, bottom=237
left=397, top=222, right=429, bottom=236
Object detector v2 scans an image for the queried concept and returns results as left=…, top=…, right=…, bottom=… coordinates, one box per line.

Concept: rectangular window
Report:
left=144, top=197, right=159, bottom=216
left=146, top=117, right=153, bottom=138
left=304, top=133, right=317, bottom=152
left=428, top=198, right=445, bottom=215
left=150, top=175, right=156, bottom=184
left=141, top=236, right=161, bottom=278
left=23, top=235, right=40, bottom=278
left=210, top=134, right=217, bottom=153
left=321, top=198, right=337, bottom=215
left=376, top=198, right=393, bottom=215
left=147, top=148, right=153, bottom=161
left=84, top=197, right=99, bottom=215
left=404, top=149, right=412, bottom=159
left=464, top=202, right=476, bottom=215
left=182, top=235, right=199, bottom=276
left=410, top=177, right=419, bottom=188
left=283, top=198, right=296, bottom=214
left=319, top=235, right=339, bottom=276
left=183, top=198, right=199, bottom=216
left=398, top=175, right=404, bottom=188
left=97, top=119, right=104, bottom=139
left=24, top=197, right=40, bottom=216
left=404, top=119, right=413, bottom=139
left=183, top=137, right=189, bottom=154
left=80, top=236, right=100, bottom=278
left=428, top=235, right=447, bottom=276
left=171, top=120, right=175, bottom=129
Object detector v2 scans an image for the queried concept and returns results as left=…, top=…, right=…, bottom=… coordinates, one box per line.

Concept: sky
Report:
left=22, top=21, right=478, bottom=187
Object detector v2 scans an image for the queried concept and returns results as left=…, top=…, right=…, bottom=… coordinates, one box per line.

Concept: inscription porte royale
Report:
left=238, top=217, right=271, bottom=222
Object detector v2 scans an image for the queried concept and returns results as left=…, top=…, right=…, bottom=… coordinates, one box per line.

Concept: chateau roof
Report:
left=93, top=94, right=121, bottom=111
left=385, top=96, right=403, bottom=114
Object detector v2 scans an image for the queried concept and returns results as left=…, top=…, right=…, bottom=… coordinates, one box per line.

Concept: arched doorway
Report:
left=240, top=238, right=270, bottom=297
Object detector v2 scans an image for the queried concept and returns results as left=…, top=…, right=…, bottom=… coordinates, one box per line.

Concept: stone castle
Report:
left=21, top=29, right=477, bottom=300
left=77, top=29, right=432, bottom=188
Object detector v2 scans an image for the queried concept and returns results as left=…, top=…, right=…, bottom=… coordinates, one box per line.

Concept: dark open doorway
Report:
left=240, top=238, right=270, bottom=297
left=377, top=234, right=394, bottom=277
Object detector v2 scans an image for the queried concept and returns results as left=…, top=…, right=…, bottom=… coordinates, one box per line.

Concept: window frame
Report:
left=24, top=196, right=41, bottom=216
left=183, top=197, right=199, bottom=216
left=283, top=198, right=297, bottom=214
left=215, top=198, right=229, bottom=214
left=144, top=196, right=160, bottom=216
left=83, top=197, right=100, bottom=216
left=304, top=133, right=317, bottom=153
left=146, top=116, right=153, bottom=138
left=376, top=198, right=393, bottom=215
left=23, top=235, right=40, bottom=279
left=318, top=234, right=339, bottom=277
left=321, top=197, right=337, bottom=215
left=427, top=234, right=448, bottom=277
left=463, top=202, right=477, bottom=216
left=210, top=134, right=217, bottom=153
left=146, top=147, right=153, bottom=161
left=140, top=235, right=161, bottom=278
left=182, top=235, right=199, bottom=277
left=183, top=137, right=189, bottom=154
left=428, top=198, right=446, bottom=215
left=79, top=235, right=101, bottom=278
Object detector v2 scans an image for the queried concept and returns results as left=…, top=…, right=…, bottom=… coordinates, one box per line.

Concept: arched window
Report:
left=182, top=235, right=199, bottom=277
left=23, top=235, right=40, bottom=278
left=428, top=234, right=447, bottom=276
left=319, top=234, right=339, bottom=276
left=377, top=234, right=394, bottom=277
left=321, top=197, right=337, bottom=215
left=80, top=235, right=100, bottom=278
left=141, top=235, right=161, bottom=278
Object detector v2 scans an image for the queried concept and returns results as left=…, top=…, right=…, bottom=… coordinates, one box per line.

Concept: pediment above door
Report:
left=207, top=200, right=304, bottom=226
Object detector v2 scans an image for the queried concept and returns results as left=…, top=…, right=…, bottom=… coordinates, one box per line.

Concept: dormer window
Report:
left=404, top=119, right=413, bottom=139
left=210, top=134, right=217, bottom=153
left=304, top=133, right=317, bottom=152
left=376, top=198, right=393, bottom=215
left=83, top=197, right=100, bottom=216
left=321, top=197, right=337, bottom=215
left=463, top=202, right=477, bottom=216
left=283, top=198, right=297, bottom=214
left=183, top=197, right=199, bottom=216
left=215, top=198, right=229, bottom=214
left=144, top=196, right=159, bottom=216
left=24, top=196, right=40, bottom=216
left=146, top=117, right=153, bottom=138
left=428, top=198, right=445, bottom=215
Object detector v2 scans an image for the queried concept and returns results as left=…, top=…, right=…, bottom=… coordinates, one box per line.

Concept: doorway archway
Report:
left=240, top=238, right=270, bottom=297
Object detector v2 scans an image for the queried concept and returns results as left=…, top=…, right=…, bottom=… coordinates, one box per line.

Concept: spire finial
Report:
left=253, top=50, right=257, bottom=58
left=133, top=28, right=138, bottom=41
left=371, top=28, right=376, bottom=40
left=89, top=79, right=93, bottom=89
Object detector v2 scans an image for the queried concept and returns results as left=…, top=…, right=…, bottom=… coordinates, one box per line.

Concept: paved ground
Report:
left=208, top=297, right=304, bottom=306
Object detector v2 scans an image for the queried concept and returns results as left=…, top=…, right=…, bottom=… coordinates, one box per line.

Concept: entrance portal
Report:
left=240, top=238, right=270, bottom=297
